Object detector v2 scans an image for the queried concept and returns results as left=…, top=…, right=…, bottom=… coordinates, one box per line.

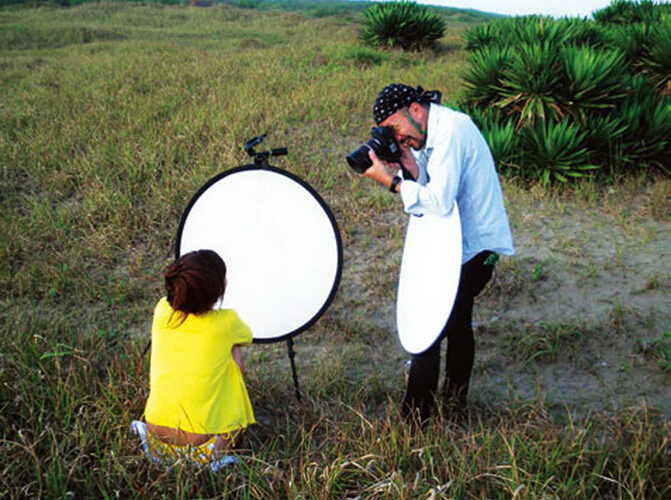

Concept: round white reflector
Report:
left=176, top=166, right=342, bottom=343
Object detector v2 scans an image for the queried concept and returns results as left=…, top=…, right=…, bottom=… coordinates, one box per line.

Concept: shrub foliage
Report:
left=461, top=1, right=671, bottom=184
left=360, top=0, right=446, bottom=51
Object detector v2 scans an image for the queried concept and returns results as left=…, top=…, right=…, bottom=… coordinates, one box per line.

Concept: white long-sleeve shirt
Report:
left=399, top=104, right=515, bottom=263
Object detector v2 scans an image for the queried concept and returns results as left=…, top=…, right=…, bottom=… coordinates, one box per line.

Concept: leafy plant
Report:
left=461, top=5, right=671, bottom=183
left=462, top=21, right=500, bottom=51
left=560, top=45, right=628, bottom=118
left=582, top=112, right=627, bottom=169
left=593, top=0, right=662, bottom=25
left=522, top=119, right=596, bottom=185
left=555, top=17, right=605, bottom=48
left=656, top=331, right=671, bottom=372
left=509, top=15, right=573, bottom=47
left=640, top=19, right=671, bottom=92
left=469, top=107, right=520, bottom=171
left=465, top=16, right=602, bottom=52
left=612, top=76, right=671, bottom=173
left=600, top=23, right=653, bottom=66
left=515, top=322, right=584, bottom=365
left=497, top=41, right=565, bottom=126
left=636, top=331, right=671, bottom=373
left=360, top=1, right=446, bottom=51
left=461, top=46, right=512, bottom=106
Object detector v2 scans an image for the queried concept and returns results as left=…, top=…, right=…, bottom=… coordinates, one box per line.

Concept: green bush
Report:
left=522, top=119, right=595, bottom=184
left=461, top=46, right=513, bottom=106
left=555, top=17, right=604, bottom=47
left=601, top=23, right=654, bottom=66
left=469, top=107, right=520, bottom=171
left=460, top=1, right=671, bottom=184
left=462, top=21, right=499, bottom=52
left=360, top=1, right=445, bottom=51
left=593, top=0, right=664, bottom=25
left=582, top=113, right=627, bottom=170
left=497, top=41, right=564, bottom=126
left=560, top=45, right=627, bottom=118
left=640, top=19, right=671, bottom=92
left=612, top=75, right=671, bottom=173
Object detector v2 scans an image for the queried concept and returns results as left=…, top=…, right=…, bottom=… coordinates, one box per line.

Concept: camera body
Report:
left=346, top=126, right=402, bottom=174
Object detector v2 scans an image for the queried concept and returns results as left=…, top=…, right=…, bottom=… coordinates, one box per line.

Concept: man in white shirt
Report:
left=362, top=83, right=514, bottom=421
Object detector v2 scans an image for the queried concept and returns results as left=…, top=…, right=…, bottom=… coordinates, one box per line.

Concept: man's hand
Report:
left=362, top=148, right=419, bottom=187
left=362, top=149, right=396, bottom=187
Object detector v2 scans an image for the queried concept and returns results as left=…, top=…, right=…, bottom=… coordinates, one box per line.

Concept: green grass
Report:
left=1, top=2, right=669, bottom=498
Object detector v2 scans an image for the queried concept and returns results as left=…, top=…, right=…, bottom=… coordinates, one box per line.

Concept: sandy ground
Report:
left=475, top=193, right=671, bottom=418
left=326, top=181, right=671, bottom=419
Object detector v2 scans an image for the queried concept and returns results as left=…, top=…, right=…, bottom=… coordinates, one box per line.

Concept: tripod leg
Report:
left=286, top=338, right=302, bottom=403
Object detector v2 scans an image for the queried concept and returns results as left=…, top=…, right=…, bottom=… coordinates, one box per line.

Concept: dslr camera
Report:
left=346, top=126, right=402, bottom=174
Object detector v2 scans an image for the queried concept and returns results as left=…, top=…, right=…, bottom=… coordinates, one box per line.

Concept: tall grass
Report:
left=1, top=3, right=669, bottom=498
left=3, top=306, right=669, bottom=498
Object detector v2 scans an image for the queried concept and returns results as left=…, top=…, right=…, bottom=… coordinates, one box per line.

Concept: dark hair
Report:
left=164, top=250, right=227, bottom=322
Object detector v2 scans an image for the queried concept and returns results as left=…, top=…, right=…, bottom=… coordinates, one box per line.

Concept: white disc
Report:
left=177, top=166, right=342, bottom=342
left=397, top=203, right=462, bottom=354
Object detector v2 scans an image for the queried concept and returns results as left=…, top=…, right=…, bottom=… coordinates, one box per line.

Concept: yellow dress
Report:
left=144, top=297, right=255, bottom=435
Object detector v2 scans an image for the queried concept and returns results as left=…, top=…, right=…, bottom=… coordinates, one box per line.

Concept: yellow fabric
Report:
left=144, top=298, right=255, bottom=434
left=146, top=432, right=219, bottom=466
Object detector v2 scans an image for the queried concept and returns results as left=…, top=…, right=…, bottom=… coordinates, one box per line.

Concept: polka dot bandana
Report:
left=373, top=84, right=420, bottom=124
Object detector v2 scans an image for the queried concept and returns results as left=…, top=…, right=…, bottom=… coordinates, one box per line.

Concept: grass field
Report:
left=1, top=2, right=669, bottom=498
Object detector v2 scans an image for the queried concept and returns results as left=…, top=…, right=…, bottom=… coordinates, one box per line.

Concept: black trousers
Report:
left=402, top=251, right=494, bottom=421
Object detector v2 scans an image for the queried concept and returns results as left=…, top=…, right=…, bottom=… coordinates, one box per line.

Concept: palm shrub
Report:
left=582, top=112, right=627, bottom=171
left=639, top=18, right=671, bottom=93
left=595, top=1, right=671, bottom=91
left=600, top=23, right=653, bottom=67
left=496, top=41, right=565, bottom=126
left=511, top=15, right=573, bottom=47
left=464, top=16, right=602, bottom=52
left=522, top=119, right=596, bottom=184
left=360, top=1, right=446, bottom=51
left=560, top=45, right=628, bottom=120
left=612, top=75, right=671, bottom=174
left=469, top=107, right=521, bottom=171
left=461, top=3, right=671, bottom=183
left=461, top=46, right=513, bottom=106
left=555, top=17, right=604, bottom=47
left=462, top=21, right=501, bottom=51
left=593, top=0, right=662, bottom=25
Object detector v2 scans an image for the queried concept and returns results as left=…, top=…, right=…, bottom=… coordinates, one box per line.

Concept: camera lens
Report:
left=346, top=144, right=373, bottom=174
left=345, top=127, right=400, bottom=174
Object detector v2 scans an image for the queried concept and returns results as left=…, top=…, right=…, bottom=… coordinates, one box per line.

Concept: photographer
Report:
left=359, top=83, right=514, bottom=422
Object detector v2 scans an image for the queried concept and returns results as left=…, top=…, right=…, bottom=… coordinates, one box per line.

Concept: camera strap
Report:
left=400, top=165, right=414, bottom=180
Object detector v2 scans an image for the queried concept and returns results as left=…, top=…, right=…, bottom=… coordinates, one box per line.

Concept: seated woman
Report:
left=133, top=249, right=255, bottom=470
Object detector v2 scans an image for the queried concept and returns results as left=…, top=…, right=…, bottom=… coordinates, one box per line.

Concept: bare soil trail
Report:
left=330, top=179, right=671, bottom=418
